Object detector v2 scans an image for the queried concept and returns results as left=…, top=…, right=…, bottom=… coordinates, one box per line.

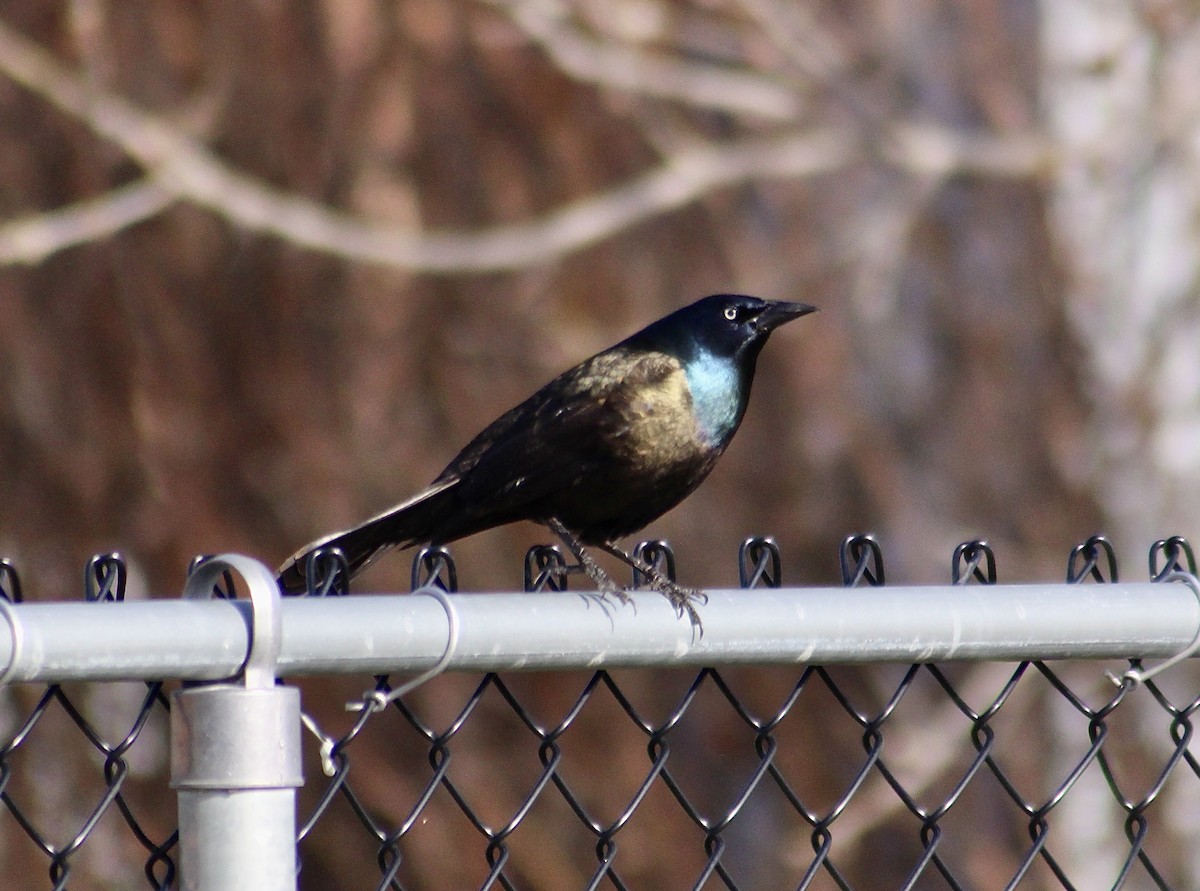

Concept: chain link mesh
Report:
left=1, top=535, right=1199, bottom=888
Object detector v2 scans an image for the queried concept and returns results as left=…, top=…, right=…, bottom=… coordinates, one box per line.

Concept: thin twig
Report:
left=488, top=0, right=805, bottom=121
left=0, top=180, right=174, bottom=265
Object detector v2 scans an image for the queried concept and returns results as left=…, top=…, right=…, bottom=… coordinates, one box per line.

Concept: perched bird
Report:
left=278, top=294, right=816, bottom=626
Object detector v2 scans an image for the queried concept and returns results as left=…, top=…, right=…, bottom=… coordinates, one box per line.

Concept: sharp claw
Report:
left=642, top=575, right=705, bottom=631
left=597, top=579, right=633, bottom=607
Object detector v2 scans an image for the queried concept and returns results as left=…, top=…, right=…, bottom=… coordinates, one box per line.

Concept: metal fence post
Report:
left=170, top=555, right=302, bottom=891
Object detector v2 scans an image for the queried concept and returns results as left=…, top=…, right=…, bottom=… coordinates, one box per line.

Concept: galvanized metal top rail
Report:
left=0, top=554, right=1196, bottom=683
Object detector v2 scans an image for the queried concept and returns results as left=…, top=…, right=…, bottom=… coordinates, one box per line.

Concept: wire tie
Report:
left=1107, top=570, right=1200, bottom=688
left=346, top=585, right=460, bottom=712
left=297, top=709, right=340, bottom=778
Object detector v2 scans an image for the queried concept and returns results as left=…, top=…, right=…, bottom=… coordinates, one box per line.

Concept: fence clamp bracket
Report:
left=171, top=554, right=301, bottom=792
left=182, top=553, right=283, bottom=689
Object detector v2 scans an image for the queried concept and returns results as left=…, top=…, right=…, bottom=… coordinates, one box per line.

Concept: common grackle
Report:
left=278, top=294, right=816, bottom=627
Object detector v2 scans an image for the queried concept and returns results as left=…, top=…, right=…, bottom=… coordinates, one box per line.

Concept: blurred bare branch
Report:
left=0, top=179, right=173, bottom=265
left=488, top=0, right=806, bottom=120
left=883, top=122, right=1052, bottom=178
left=733, top=0, right=851, bottom=82
left=0, top=16, right=1049, bottom=273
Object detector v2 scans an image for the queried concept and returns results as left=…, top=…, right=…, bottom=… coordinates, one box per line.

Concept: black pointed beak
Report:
left=755, top=301, right=818, bottom=332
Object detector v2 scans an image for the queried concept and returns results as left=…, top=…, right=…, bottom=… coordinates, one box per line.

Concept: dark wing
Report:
left=430, top=346, right=685, bottom=533
left=277, top=346, right=685, bottom=591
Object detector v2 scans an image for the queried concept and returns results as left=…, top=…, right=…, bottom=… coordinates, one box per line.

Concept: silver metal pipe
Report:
left=0, top=574, right=1196, bottom=683
left=172, top=685, right=303, bottom=891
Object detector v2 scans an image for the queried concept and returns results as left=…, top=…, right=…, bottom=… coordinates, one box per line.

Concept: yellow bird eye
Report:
left=723, top=307, right=738, bottom=321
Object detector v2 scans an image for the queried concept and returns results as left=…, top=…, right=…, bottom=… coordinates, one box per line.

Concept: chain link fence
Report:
left=1, top=535, right=1199, bottom=889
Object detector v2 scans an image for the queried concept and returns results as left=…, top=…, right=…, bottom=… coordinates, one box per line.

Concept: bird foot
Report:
left=544, top=519, right=706, bottom=631
left=547, top=560, right=634, bottom=616
left=586, top=571, right=635, bottom=611
left=639, top=571, right=706, bottom=630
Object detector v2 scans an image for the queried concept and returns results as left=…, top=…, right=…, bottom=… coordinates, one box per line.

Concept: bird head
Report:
left=643, top=294, right=818, bottom=366
left=630, top=294, right=817, bottom=446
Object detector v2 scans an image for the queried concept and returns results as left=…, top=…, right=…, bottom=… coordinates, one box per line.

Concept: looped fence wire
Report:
left=301, top=546, right=351, bottom=597
left=411, top=545, right=457, bottom=592
left=738, top=536, right=781, bottom=588
left=631, top=539, right=676, bottom=586
left=2, top=536, right=1200, bottom=889
left=952, top=539, right=996, bottom=584
left=524, top=544, right=568, bottom=592
left=1068, top=534, right=1119, bottom=583
left=0, top=558, right=23, bottom=603
left=1150, top=536, right=1197, bottom=580
left=85, top=552, right=127, bottom=602
left=840, top=533, right=885, bottom=587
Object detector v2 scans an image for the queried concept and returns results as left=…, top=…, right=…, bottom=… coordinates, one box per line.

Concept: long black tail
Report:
left=277, top=478, right=458, bottom=593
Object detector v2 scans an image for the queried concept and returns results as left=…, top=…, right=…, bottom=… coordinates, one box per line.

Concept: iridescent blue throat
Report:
left=683, top=350, right=743, bottom=446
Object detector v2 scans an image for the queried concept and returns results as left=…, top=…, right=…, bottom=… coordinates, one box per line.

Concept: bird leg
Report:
left=545, top=519, right=706, bottom=630
left=594, top=541, right=706, bottom=630
left=545, top=518, right=632, bottom=609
